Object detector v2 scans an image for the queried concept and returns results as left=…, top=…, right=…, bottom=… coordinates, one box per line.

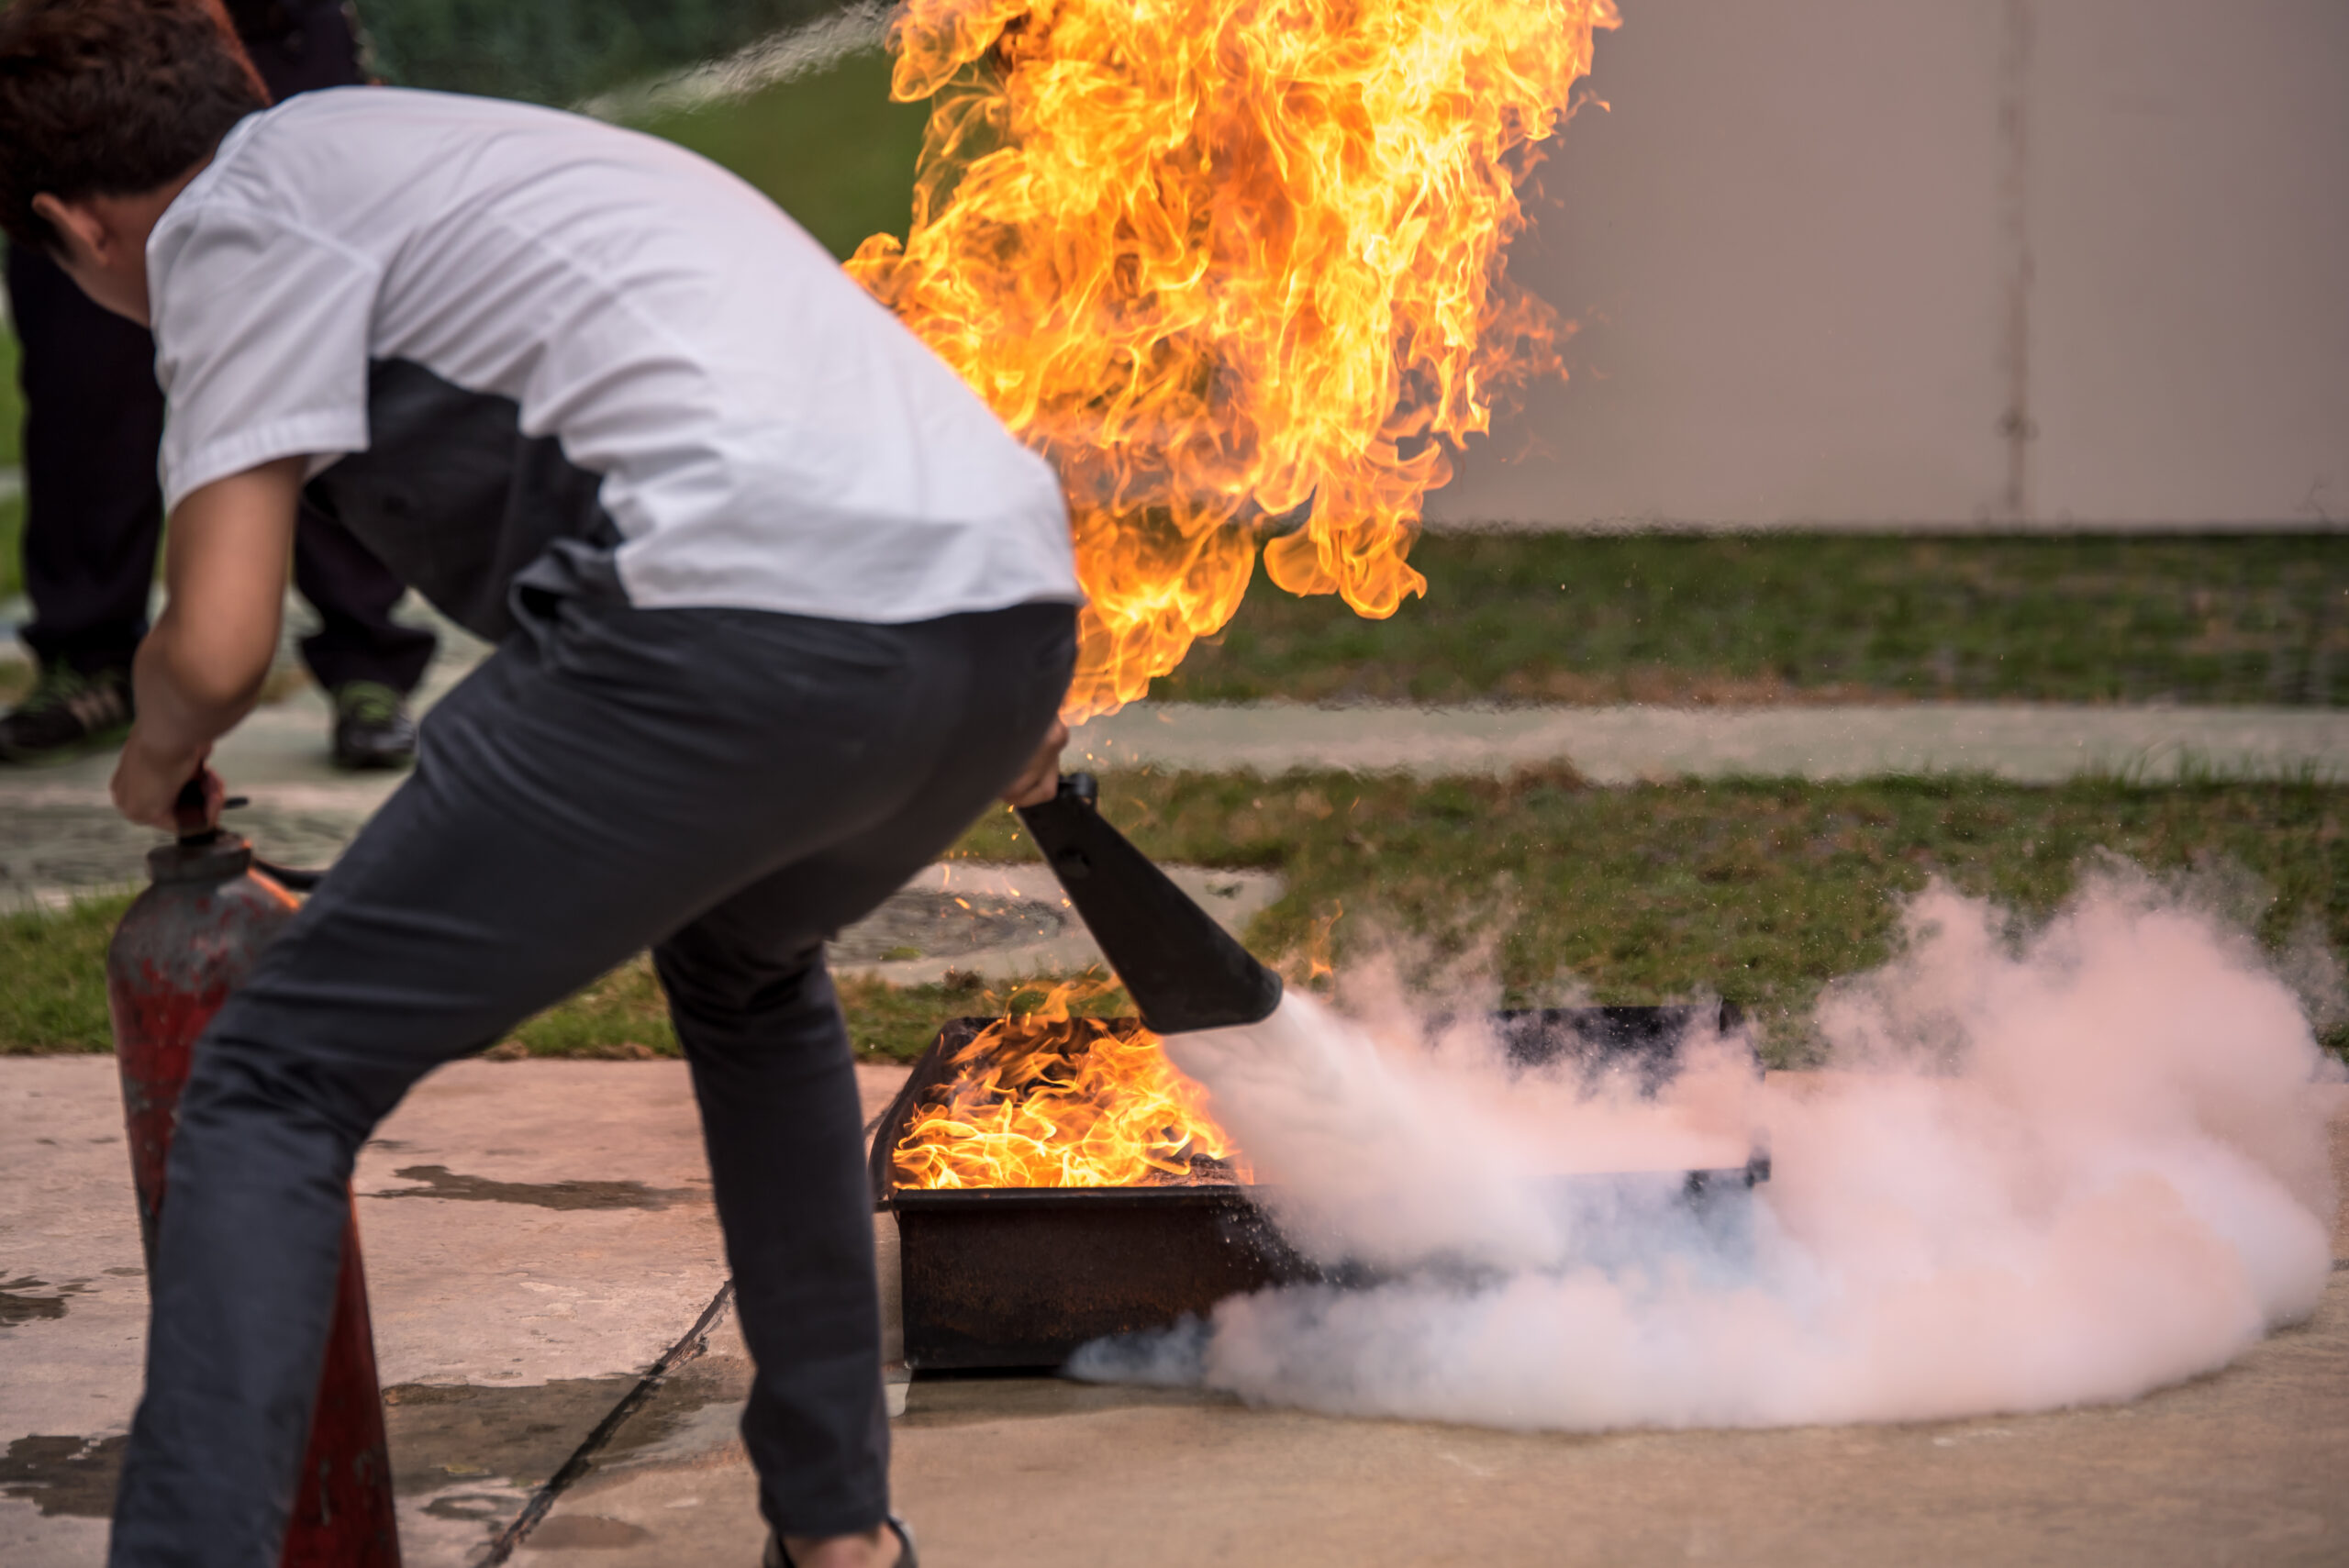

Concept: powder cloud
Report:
left=1074, top=868, right=2341, bottom=1431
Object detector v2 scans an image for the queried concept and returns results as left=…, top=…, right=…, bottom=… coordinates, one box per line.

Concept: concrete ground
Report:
left=0, top=1056, right=909, bottom=1566
left=6, top=605, right=2345, bottom=1564
left=5, top=1058, right=2343, bottom=1567
left=1071, top=701, right=2349, bottom=784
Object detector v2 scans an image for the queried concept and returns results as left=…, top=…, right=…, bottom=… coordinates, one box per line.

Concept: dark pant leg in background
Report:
left=107, top=594, right=1074, bottom=1565
left=7, top=244, right=166, bottom=678
left=5, top=244, right=434, bottom=691
left=238, top=0, right=436, bottom=697
left=231, top=0, right=375, bottom=100
left=289, top=507, right=437, bottom=693
left=4, top=0, right=437, bottom=694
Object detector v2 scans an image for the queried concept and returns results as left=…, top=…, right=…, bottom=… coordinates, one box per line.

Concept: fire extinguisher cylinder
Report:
left=106, top=801, right=403, bottom=1567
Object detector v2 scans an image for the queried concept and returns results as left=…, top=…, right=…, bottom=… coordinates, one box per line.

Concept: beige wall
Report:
left=1426, top=0, right=2349, bottom=529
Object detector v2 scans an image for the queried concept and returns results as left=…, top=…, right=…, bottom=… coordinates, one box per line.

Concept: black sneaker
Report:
left=329, top=681, right=417, bottom=771
left=0, top=663, right=135, bottom=764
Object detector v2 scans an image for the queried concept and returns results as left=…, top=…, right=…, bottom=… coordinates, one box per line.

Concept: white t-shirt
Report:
left=147, top=88, right=1079, bottom=636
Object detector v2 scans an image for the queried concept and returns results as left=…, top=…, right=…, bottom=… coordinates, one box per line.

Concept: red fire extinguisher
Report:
left=106, top=786, right=401, bottom=1566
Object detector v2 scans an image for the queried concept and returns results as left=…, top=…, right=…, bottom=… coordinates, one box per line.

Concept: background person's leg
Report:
left=231, top=0, right=372, bottom=101
left=6, top=244, right=165, bottom=681
left=107, top=595, right=1073, bottom=1565
left=239, top=0, right=437, bottom=762
left=3, top=233, right=430, bottom=765
left=289, top=506, right=437, bottom=698
left=292, top=504, right=438, bottom=768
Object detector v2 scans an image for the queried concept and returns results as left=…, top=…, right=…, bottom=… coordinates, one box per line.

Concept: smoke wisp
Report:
left=1073, top=868, right=2342, bottom=1431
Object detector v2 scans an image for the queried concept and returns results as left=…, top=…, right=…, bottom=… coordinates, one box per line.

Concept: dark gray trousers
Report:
left=108, top=591, right=1076, bottom=1564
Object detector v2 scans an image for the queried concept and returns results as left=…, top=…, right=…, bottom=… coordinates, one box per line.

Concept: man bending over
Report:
left=0, top=2, right=1079, bottom=1563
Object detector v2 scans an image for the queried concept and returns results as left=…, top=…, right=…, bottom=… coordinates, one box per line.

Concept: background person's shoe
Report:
left=330, top=681, right=417, bottom=771
left=0, top=664, right=134, bottom=764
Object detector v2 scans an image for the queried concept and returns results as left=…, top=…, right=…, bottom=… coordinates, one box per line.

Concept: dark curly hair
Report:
left=0, top=0, right=268, bottom=253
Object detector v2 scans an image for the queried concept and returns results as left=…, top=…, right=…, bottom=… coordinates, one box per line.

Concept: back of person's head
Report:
left=0, top=0, right=268, bottom=253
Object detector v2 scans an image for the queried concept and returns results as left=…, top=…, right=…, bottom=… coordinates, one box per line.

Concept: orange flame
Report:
left=890, top=982, right=1245, bottom=1188
left=852, top=0, right=1617, bottom=718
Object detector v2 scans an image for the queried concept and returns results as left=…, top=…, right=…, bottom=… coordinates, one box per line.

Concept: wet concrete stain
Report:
left=384, top=1377, right=641, bottom=1497
left=524, top=1514, right=656, bottom=1547
left=0, top=1433, right=126, bottom=1518
left=578, top=1355, right=751, bottom=1474
left=0, top=1274, right=92, bottom=1327
left=0, top=1376, right=648, bottom=1526
left=366, top=1164, right=701, bottom=1211
left=0, top=1369, right=744, bottom=1529
left=395, top=1371, right=733, bottom=1543
left=829, top=890, right=1065, bottom=962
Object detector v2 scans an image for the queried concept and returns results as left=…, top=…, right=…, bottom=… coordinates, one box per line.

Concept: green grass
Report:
left=1154, top=533, right=2349, bottom=707
left=629, top=49, right=929, bottom=261
left=1, top=317, right=20, bottom=471
left=10, top=774, right=2342, bottom=1066
left=0, top=895, right=121, bottom=1052
left=365, top=0, right=844, bottom=110
left=945, top=771, right=2349, bottom=1063
left=0, top=895, right=1127, bottom=1065
left=0, top=491, right=22, bottom=605
left=483, top=957, right=1129, bottom=1063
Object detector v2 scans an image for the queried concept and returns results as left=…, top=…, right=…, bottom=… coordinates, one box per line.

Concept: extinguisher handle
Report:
left=172, top=778, right=328, bottom=890
left=254, top=857, right=326, bottom=893
left=173, top=774, right=217, bottom=841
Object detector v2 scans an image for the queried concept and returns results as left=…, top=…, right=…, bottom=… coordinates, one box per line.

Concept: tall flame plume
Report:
left=852, top=0, right=1617, bottom=718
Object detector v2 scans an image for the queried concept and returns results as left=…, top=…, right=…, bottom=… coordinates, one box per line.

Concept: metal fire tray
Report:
left=873, top=1004, right=1762, bottom=1373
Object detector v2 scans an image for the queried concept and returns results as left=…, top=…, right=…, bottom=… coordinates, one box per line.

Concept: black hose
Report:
left=253, top=858, right=327, bottom=893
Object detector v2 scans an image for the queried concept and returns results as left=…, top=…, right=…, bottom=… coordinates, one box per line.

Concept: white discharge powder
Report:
left=1073, top=871, right=2343, bottom=1430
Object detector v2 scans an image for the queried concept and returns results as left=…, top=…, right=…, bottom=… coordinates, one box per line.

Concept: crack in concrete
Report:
left=485, top=1281, right=737, bottom=1563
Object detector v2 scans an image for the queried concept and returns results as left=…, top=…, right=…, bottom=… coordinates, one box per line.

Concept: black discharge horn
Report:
left=1016, top=773, right=1284, bottom=1035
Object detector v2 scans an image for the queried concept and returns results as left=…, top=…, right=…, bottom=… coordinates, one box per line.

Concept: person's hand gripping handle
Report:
left=166, top=764, right=227, bottom=840
left=1001, top=719, right=1070, bottom=808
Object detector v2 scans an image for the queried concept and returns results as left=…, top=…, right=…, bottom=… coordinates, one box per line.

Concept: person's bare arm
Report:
left=110, top=458, right=304, bottom=830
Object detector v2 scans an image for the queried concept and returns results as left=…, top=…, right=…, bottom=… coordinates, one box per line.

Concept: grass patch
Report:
left=629, top=49, right=928, bottom=262
left=0, top=490, right=22, bottom=606
left=14, top=774, right=2335, bottom=1068
left=484, top=960, right=1130, bottom=1064
left=946, top=771, right=2349, bottom=1063
left=0, top=894, right=126, bottom=1053
left=1, top=316, right=19, bottom=472
left=0, top=895, right=1125, bottom=1065
left=1153, top=533, right=2349, bottom=707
